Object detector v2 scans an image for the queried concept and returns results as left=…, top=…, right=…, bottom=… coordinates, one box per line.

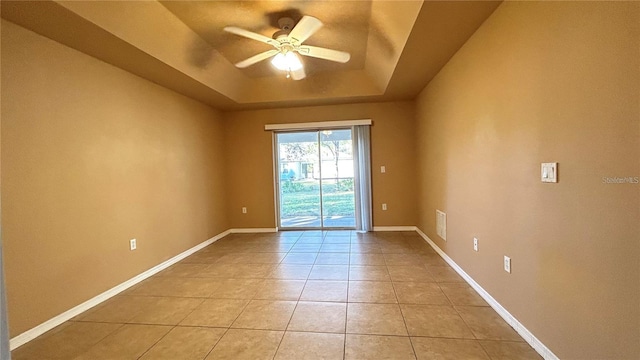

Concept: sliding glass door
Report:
left=276, top=129, right=355, bottom=229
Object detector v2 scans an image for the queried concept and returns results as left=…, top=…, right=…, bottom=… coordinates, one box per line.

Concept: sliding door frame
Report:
left=273, top=128, right=356, bottom=231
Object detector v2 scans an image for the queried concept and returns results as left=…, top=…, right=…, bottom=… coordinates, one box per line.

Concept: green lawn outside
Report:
left=280, top=190, right=355, bottom=217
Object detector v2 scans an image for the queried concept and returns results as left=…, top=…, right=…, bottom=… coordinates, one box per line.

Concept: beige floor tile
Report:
left=345, top=334, right=416, bottom=360
left=231, top=300, right=297, bottom=330
left=218, top=252, right=287, bottom=264
left=388, top=266, right=435, bottom=282
left=479, top=340, right=542, bottom=359
left=268, top=264, right=313, bottom=279
left=379, top=244, right=415, bottom=254
left=126, top=277, right=177, bottom=296
left=295, top=237, right=324, bottom=244
left=73, top=324, right=171, bottom=360
left=12, top=322, right=121, bottom=360
left=210, top=278, right=264, bottom=299
left=206, top=329, right=283, bottom=360
left=300, top=280, right=348, bottom=302
left=349, top=265, right=391, bottom=281
left=411, top=337, right=490, bottom=360
left=309, top=265, right=349, bottom=280
left=350, top=244, right=381, bottom=253
left=323, top=236, right=351, bottom=244
left=130, top=276, right=221, bottom=297
left=393, top=282, right=451, bottom=305
left=139, top=327, right=226, bottom=360
left=282, top=252, right=318, bottom=264
left=325, top=230, right=351, bottom=236
left=128, top=297, right=203, bottom=325
left=233, top=264, right=277, bottom=279
left=290, top=243, right=322, bottom=252
left=200, top=263, right=238, bottom=278
left=420, top=254, right=449, bottom=267
left=427, top=266, right=465, bottom=282
left=319, top=244, right=351, bottom=253
left=247, top=252, right=288, bottom=264
left=74, top=295, right=155, bottom=323
left=301, top=231, right=324, bottom=237
left=157, top=263, right=209, bottom=277
left=400, top=304, right=475, bottom=338
left=439, top=283, right=488, bottom=306
left=180, top=299, right=249, bottom=327
left=250, top=243, right=295, bottom=252
left=350, top=253, right=385, bottom=265
left=348, top=281, right=398, bottom=303
left=384, top=253, right=427, bottom=266
left=287, top=301, right=347, bottom=333
left=181, top=251, right=227, bottom=264
left=215, top=253, right=248, bottom=264
left=315, top=252, right=350, bottom=265
left=455, top=306, right=523, bottom=341
left=346, top=303, right=407, bottom=336
left=253, top=279, right=306, bottom=300
left=275, top=332, right=345, bottom=360
left=273, top=234, right=303, bottom=242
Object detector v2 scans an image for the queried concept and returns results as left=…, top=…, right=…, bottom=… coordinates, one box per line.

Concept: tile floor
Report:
left=12, top=231, right=542, bottom=359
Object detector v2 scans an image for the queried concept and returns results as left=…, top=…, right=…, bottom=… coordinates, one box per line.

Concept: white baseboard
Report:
left=229, top=228, right=278, bottom=234
left=9, top=229, right=232, bottom=351
left=372, top=226, right=417, bottom=232
left=414, top=227, right=558, bottom=360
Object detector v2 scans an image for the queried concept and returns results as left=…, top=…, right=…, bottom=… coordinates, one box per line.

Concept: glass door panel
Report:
left=277, top=131, right=321, bottom=228
left=320, top=129, right=355, bottom=228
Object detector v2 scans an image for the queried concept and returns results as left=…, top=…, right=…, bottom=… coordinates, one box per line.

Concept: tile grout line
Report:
left=271, top=229, right=312, bottom=359
left=389, top=265, right=418, bottom=359
left=135, top=324, right=178, bottom=360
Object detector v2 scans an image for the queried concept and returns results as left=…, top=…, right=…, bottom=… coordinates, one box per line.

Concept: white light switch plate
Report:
left=381, top=166, right=386, bottom=173
left=541, top=162, right=558, bottom=183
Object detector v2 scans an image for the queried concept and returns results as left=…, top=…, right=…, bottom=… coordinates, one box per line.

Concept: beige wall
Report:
left=1, top=20, right=228, bottom=336
left=415, top=2, right=639, bottom=359
left=223, top=102, right=417, bottom=229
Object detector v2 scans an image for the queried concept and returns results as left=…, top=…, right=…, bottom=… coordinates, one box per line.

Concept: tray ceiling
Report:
left=1, top=0, right=501, bottom=110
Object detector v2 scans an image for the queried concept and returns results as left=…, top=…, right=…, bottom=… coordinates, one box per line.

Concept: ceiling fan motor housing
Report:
left=278, top=17, right=295, bottom=31
left=273, top=17, right=295, bottom=40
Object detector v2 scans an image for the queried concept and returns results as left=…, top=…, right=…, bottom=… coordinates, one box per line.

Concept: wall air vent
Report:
left=436, top=209, right=447, bottom=241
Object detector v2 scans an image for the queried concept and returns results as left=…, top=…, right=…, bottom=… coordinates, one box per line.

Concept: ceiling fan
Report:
left=224, top=16, right=351, bottom=80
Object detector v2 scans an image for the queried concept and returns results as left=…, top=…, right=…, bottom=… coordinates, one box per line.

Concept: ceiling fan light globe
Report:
left=271, top=52, right=303, bottom=71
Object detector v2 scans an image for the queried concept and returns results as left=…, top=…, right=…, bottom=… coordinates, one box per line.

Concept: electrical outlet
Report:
left=382, top=203, right=387, bottom=211
left=473, top=237, right=478, bottom=252
left=504, top=256, right=511, bottom=273
left=130, top=239, right=137, bottom=251
left=242, top=207, right=247, bottom=214
left=381, top=166, right=386, bottom=173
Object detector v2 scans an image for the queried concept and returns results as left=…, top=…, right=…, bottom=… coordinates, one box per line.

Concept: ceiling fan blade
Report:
left=289, top=16, right=323, bottom=44
left=290, top=67, right=306, bottom=81
left=224, top=26, right=278, bottom=46
left=235, top=50, right=279, bottom=68
left=298, top=45, right=351, bottom=63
